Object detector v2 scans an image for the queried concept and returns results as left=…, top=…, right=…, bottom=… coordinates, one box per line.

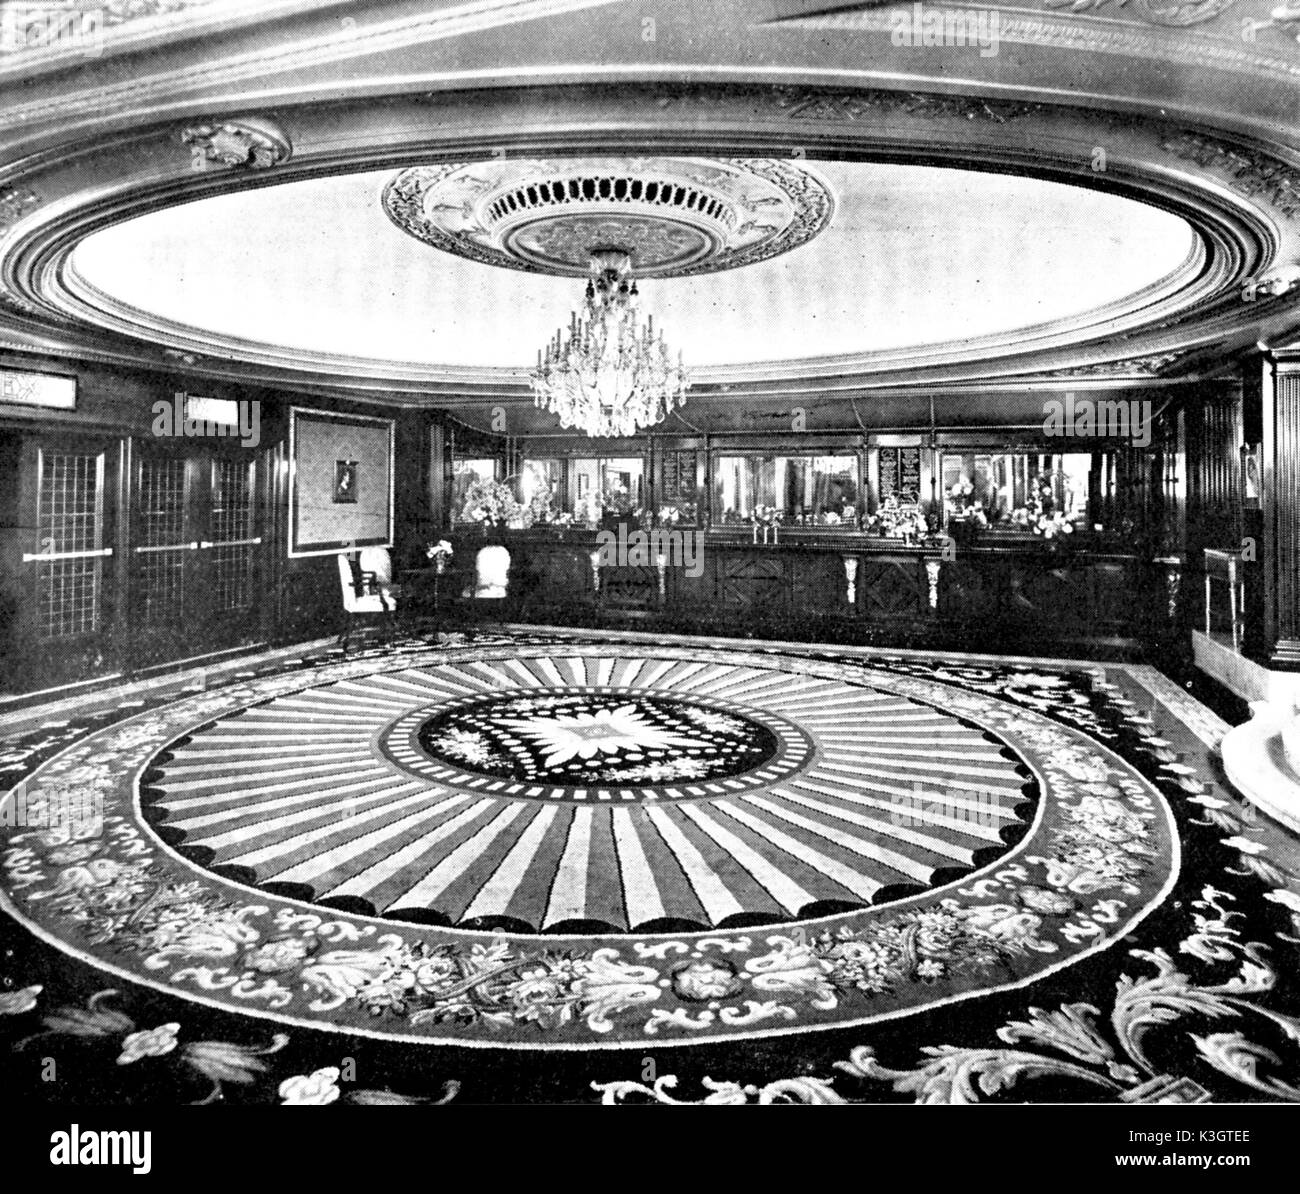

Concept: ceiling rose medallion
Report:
left=381, top=156, right=835, bottom=277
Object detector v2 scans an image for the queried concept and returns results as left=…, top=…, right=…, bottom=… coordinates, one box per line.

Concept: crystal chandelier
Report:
left=531, top=248, right=689, bottom=438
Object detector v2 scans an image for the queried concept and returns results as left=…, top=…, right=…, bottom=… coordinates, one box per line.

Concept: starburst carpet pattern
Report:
left=1, top=629, right=1298, bottom=1105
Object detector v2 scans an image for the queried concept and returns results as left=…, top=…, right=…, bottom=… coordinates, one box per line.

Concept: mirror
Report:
left=713, top=454, right=859, bottom=526
left=565, top=457, right=646, bottom=522
left=942, top=452, right=1092, bottom=532
left=451, top=457, right=498, bottom=522
left=520, top=458, right=561, bottom=524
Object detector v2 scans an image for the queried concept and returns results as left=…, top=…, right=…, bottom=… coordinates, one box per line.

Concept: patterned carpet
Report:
left=1, top=629, right=1298, bottom=1105
left=146, top=650, right=1037, bottom=931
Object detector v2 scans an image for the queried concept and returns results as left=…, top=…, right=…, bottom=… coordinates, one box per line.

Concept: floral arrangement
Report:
left=526, top=484, right=557, bottom=527
left=1008, top=474, right=1077, bottom=539
left=602, top=484, right=634, bottom=516
left=865, top=497, right=928, bottom=538
left=947, top=477, right=974, bottom=504
left=458, top=479, right=521, bottom=527
left=574, top=494, right=602, bottom=527
left=657, top=506, right=682, bottom=527
left=425, top=540, right=453, bottom=570
left=1035, top=511, right=1076, bottom=539
left=752, top=504, right=783, bottom=526
left=949, top=501, right=988, bottom=527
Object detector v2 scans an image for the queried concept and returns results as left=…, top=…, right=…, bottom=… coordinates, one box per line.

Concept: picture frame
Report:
left=288, top=407, right=394, bottom=557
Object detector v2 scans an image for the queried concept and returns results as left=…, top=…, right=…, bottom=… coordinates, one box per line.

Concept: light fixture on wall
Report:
left=531, top=248, right=689, bottom=439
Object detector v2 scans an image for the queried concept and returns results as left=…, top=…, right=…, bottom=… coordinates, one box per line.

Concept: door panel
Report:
left=35, top=449, right=107, bottom=640
left=12, top=441, right=120, bottom=690
left=130, top=444, right=264, bottom=668
left=206, top=455, right=259, bottom=619
left=131, top=451, right=196, bottom=666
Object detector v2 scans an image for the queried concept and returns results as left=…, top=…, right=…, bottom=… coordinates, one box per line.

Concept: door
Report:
left=130, top=442, right=264, bottom=669
left=11, top=439, right=120, bottom=691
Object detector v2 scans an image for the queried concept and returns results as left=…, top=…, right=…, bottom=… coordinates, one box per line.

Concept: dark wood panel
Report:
left=857, top=556, right=926, bottom=620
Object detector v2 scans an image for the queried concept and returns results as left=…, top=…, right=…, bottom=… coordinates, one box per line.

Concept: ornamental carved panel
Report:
left=717, top=553, right=785, bottom=610
left=857, top=558, right=926, bottom=621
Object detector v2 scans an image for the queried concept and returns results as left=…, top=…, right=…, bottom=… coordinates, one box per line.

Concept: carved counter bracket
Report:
left=180, top=118, right=291, bottom=171
left=925, top=559, right=942, bottom=610
left=843, top=556, right=858, bottom=605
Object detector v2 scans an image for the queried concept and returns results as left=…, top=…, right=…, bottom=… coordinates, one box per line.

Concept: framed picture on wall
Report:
left=1242, top=444, right=1261, bottom=510
left=289, top=408, right=394, bottom=556
left=333, top=460, right=359, bottom=503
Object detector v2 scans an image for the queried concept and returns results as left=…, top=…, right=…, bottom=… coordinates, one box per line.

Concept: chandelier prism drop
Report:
left=531, top=249, right=690, bottom=438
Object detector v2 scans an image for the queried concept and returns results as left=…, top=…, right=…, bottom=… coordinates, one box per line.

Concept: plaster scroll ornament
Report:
left=180, top=118, right=291, bottom=170
left=0, top=185, right=39, bottom=234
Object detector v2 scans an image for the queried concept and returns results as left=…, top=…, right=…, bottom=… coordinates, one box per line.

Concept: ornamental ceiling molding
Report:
left=763, top=2, right=1300, bottom=81
left=0, top=0, right=630, bottom=137
left=1, top=82, right=1298, bottom=396
left=179, top=117, right=292, bottom=170
left=1158, top=129, right=1300, bottom=220
left=1039, top=350, right=1187, bottom=378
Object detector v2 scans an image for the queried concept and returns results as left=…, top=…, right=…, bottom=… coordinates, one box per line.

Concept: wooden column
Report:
left=1264, top=359, right=1300, bottom=667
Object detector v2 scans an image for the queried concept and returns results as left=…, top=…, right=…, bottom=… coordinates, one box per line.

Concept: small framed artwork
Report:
left=288, top=408, right=393, bottom=557
left=334, top=460, right=359, bottom=504
left=1242, top=444, right=1260, bottom=509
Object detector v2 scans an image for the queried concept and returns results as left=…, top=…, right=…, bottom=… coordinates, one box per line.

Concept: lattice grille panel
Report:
left=138, top=457, right=187, bottom=625
left=36, top=453, right=103, bottom=639
left=211, top=459, right=254, bottom=612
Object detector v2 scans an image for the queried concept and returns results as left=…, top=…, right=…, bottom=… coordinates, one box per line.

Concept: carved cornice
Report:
left=770, top=86, right=1045, bottom=124
left=1042, top=0, right=1235, bottom=24
left=1158, top=130, right=1300, bottom=219
left=1041, top=351, right=1186, bottom=378
left=764, top=2, right=1300, bottom=83
left=100, top=0, right=208, bottom=25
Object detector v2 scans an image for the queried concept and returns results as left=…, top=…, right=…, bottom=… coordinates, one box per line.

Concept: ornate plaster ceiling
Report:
left=59, top=158, right=1198, bottom=377
left=1, top=1, right=1299, bottom=403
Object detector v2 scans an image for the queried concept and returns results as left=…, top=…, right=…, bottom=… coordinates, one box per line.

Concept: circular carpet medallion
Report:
left=0, top=642, right=1178, bottom=1049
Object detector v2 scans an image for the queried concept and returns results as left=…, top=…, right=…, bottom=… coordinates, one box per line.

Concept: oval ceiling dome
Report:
left=65, top=158, right=1200, bottom=378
